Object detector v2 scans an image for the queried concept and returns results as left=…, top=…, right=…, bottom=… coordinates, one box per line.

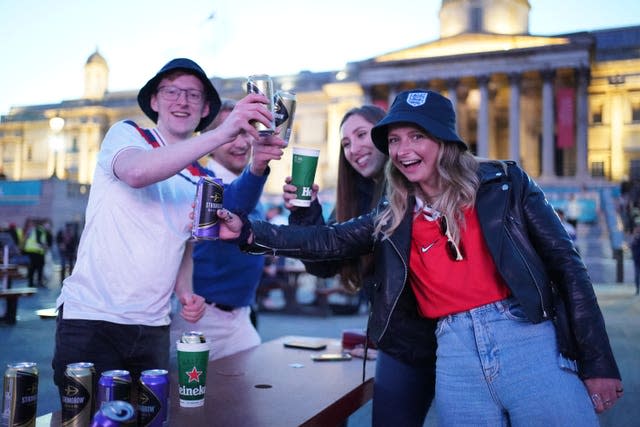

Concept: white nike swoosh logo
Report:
left=421, top=243, right=435, bottom=253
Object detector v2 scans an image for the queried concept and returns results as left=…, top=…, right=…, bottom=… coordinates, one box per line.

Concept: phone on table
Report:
left=283, top=340, right=327, bottom=351
left=311, top=353, right=352, bottom=362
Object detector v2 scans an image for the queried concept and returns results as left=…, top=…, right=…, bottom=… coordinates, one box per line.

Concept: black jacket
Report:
left=247, top=161, right=620, bottom=379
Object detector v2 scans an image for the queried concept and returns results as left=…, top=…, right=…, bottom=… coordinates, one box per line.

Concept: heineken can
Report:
left=97, top=370, right=131, bottom=409
left=61, top=362, right=97, bottom=427
left=274, top=90, right=297, bottom=146
left=137, top=369, right=169, bottom=427
left=246, top=74, right=275, bottom=135
left=89, top=400, right=135, bottom=427
left=176, top=336, right=209, bottom=407
left=191, top=177, right=223, bottom=241
left=1, top=362, right=38, bottom=427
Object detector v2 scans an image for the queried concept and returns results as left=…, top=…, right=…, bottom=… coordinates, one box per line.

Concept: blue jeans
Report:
left=52, top=307, right=170, bottom=394
left=434, top=298, right=598, bottom=426
left=373, top=350, right=435, bottom=427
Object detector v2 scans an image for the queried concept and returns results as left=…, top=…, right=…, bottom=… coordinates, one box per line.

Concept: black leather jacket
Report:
left=247, top=161, right=620, bottom=379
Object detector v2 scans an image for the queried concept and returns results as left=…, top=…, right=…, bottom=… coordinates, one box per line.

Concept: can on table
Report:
left=180, top=331, right=207, bottom=344
left=191, top=177, right=223, bottom=241
left=137, top=369, right=169, bottom=427
left=274, top=90, right=297, bottom=146
left=246, top=74, right=275, bottom=135
left=61, top=362, right=97, bottom=427
left=97, top=370, right=131, bottom=409
left=2, top=362, right=38, bottom=427
left=89, top=400, right=135, bottom=427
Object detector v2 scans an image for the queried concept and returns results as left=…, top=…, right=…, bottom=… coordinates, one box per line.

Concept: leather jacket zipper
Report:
left=377, top=236, right=408, bottom=341
left=503, top=219, right=549, bottom=318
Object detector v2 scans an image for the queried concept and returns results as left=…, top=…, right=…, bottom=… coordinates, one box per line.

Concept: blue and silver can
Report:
left=191, top=177, right=223, bottom=240
left=137, top=369, right=169, bottom=427
left=97, top=370, right=131, bottom=409
left=90, top=400, right=135, bottom=427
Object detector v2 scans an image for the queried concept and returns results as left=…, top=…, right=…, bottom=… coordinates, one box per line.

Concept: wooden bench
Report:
left=0, top=287, right=37, bottom=324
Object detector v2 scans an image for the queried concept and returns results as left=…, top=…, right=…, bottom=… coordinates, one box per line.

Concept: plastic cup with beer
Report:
left=290, top=147, right=320, bottom=207
left=176, top=337, right=209, bottom=408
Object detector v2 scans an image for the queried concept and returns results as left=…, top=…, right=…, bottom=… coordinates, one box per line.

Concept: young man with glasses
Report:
left=218, top=89, right=622, bottom=426
left=52, top=58, right=284, bottom=396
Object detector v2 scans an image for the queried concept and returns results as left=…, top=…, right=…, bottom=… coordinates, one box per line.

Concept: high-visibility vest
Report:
left=23, top=228, right=45, bottom=255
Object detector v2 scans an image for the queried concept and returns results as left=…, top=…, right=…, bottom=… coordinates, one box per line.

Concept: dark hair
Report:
left=335, top=105, right=386, bottom=292
left=205, top=98, right=237, bottom=131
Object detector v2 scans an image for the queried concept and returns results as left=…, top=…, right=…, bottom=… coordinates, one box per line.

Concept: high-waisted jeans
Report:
left=434, top=298, right=598, bottom=426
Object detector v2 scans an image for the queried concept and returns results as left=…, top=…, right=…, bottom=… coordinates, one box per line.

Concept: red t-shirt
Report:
left=409, top=207, right=510, bottom=318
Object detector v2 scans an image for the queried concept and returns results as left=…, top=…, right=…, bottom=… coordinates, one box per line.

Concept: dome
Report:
left=86, top=50, right=107, bottom=66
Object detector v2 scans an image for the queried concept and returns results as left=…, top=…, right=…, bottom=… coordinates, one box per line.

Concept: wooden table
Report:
left=0, top=287, right=37, bottom=324
left=36, top=336, right=375, bottom=427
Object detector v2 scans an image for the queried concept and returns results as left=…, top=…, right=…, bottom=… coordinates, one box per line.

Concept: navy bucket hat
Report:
left=371, top=90, right=467, bottom=154
left=137, top=58, right=221, bottom=132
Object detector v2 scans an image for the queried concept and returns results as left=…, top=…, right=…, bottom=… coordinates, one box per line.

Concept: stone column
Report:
left=477, top=76, right=490, bottom=158
left=446, top=79, right=459, bottom=131
left=540, top=70, right=556, bottom=179
left=575, top=67, right=590, bottom=179
left=508, top=73, right=522, bottom=164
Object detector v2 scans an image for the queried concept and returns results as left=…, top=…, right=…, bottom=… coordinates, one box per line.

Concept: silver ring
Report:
left=604, top=400, right=612, bottom=406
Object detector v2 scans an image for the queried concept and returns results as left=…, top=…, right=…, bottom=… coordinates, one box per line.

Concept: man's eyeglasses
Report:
left=157, top=86, right=204, bottom=104
left=440, top=215, right=464, bottom=261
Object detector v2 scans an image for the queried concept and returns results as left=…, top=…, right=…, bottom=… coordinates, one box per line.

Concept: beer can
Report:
left=2, top=362, right=38, bottom=427
left=246, top=74, right=275, bottom=135
left=89, top=400, right=135, bottom=427
left=274, top=90, right=297, bottom=147
left=181, top=331, right=206, bottom=344
left=97, top=370, right=131, bottom=409
left=137, top=369, right=169, bottom=427
left=62, top=362, right=97, bottom=427
left=191, top=177, right=223, bottom=240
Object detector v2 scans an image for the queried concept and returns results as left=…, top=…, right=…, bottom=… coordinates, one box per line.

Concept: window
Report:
left=591, top=161, right=605, bottom=178
left=470, top=7, right=483, bottom=32
left=632, top=104, right=640, bottom=123
left=592, top=105, right=603, bottom=124
left=631, top=159, right=640, bottom=181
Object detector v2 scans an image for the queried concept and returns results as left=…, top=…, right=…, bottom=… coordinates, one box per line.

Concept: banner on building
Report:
left=556, top=87, right=575, bottom=149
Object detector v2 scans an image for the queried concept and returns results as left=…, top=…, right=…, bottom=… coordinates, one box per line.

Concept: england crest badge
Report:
left=406, top=92, right=428, bottom=107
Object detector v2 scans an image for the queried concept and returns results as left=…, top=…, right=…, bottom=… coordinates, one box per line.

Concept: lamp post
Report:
left=49, top=116, right=65, bottom=178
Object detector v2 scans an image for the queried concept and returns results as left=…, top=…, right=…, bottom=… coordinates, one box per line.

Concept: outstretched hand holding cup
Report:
left=290, top=147, right=320, bottom=207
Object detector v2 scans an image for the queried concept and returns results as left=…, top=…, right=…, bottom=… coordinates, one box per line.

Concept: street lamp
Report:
left=49, top=116, right=65, bottom=178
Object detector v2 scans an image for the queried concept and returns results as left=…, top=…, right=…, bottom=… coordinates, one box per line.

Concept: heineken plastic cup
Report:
left=176, top=341, right=209, bottom=407
left=290, top=147, right=320, bottom=207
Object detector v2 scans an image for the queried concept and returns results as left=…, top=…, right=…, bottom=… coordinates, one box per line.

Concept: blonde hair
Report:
left=373, top=139, right=479, bottom=243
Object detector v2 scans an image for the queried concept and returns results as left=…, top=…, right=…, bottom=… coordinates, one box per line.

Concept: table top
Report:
left=36, top=336, right=375, bottom=427
left=0, top=287, right=37, bottom=296
left=170, top=336, right=374, bottom=426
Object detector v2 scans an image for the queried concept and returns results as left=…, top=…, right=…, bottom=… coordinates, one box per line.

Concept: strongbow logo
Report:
left=407, top=92, right=428, bottom=107
left=186, top=366, right=203, bottom=383
left=64, top=385, right=79, bottom=396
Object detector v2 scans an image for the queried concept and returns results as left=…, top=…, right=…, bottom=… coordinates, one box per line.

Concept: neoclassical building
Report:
left=1, top=0, right=639, bottom=204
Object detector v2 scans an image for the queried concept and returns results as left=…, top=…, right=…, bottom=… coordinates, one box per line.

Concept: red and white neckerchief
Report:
left=415, top=196, right=441, bottom=222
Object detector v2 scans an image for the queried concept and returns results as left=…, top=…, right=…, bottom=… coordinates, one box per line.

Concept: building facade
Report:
left=1, top=0, right=639, bottom=212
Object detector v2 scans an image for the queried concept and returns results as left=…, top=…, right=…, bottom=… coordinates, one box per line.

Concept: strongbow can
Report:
left=246, top=74, right=275, bottom=135
left=1, top=362, right=38, bottom=427
left=191, top=177, right=223, bottom=240
left=89, top=400, right=135, bottom=427
left=137, top=370, right=169, bottom=427
left=97, top=370, right=131, bottom=409
left=61, top=362, right=96, bottom=427
left=274, top=90, right=297, bottom=146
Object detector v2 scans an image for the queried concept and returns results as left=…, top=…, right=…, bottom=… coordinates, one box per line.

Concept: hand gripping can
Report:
left=61, top=362, right=97, bottom=427
left=97, top=370, right=131, bottom=409
left=89, top=400, right=135, bottom=427
left=2, top=362, right=38, bottom=427
left=191, top=177, right=223, bottom=240
left=246, top=74, right=275, bottom=135
left=274, top=90, right=297, bottom=147
left=137, top=369, right=169, bottom=427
